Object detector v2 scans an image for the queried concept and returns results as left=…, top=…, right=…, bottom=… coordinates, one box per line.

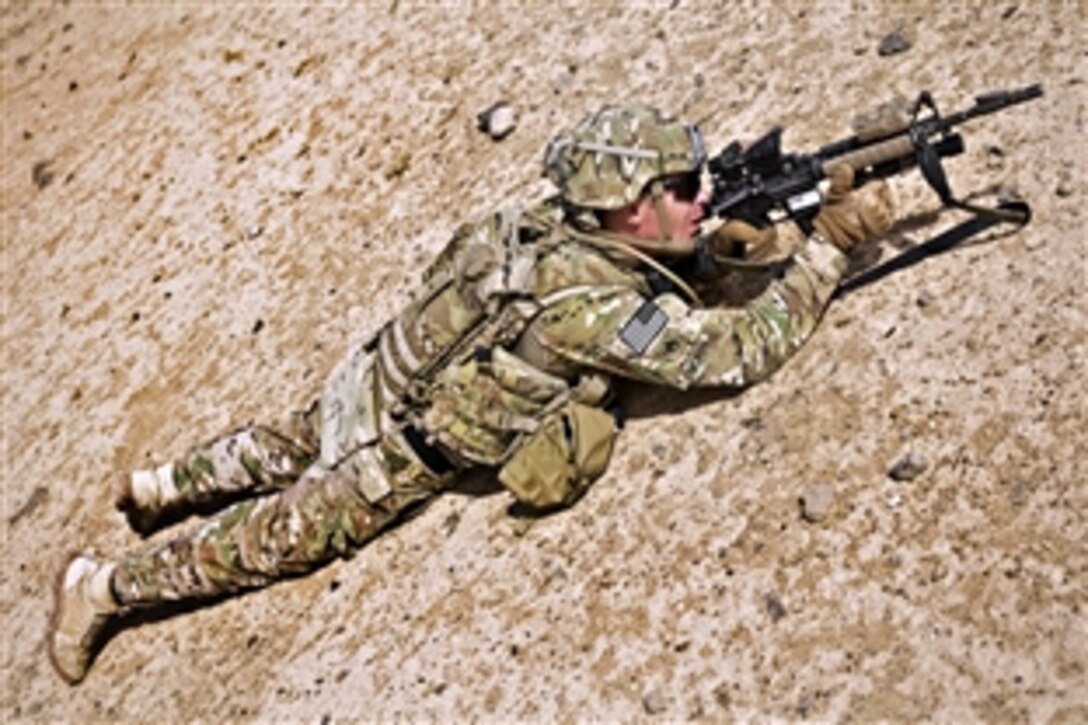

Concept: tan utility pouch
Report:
left=498, top=401, right=616, bottom=509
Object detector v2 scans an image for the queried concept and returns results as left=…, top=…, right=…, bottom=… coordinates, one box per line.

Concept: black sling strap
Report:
left=835, top=199, right=1031, bottom=298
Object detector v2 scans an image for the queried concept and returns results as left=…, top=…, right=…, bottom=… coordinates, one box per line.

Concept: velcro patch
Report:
left=619, top=300, right=667, bottom=354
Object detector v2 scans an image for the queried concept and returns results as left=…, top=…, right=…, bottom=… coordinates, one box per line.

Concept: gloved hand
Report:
left=813, top=164, right=896, bottom=252
left=708, top=218, right=778, bottom=259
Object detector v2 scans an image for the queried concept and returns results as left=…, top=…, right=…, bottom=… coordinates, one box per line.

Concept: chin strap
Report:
left=648, top=179, right=674, bottom=242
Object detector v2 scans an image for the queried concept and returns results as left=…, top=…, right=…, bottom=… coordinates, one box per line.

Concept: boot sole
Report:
left=47, top=551, right=87, bottom=685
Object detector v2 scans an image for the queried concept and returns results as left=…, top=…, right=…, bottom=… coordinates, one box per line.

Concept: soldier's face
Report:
left=603, top=171, right=709, bottom=254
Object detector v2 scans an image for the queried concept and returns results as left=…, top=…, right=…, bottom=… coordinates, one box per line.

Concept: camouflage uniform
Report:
left=105, top=105, right=846, bottom=607
left=110, top=211, right=845, bottom=607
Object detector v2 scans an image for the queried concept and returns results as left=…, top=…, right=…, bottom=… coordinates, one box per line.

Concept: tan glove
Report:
left=813, top=164, right=896, bottom=252
left=708, top=219, right=778, bottom=259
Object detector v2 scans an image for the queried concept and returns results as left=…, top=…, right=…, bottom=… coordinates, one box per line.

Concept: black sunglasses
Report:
left=660, top=171, right=702, bottom=202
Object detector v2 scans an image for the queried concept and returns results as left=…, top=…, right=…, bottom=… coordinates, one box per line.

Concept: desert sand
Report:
left=2, top=1, right=1084, bottom=720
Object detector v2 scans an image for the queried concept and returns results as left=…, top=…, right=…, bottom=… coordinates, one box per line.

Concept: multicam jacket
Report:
left=318, top=198, right=848, bottom=478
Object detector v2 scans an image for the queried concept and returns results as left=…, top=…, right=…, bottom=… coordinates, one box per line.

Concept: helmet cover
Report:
left=544, top=104, right=705, bottom=210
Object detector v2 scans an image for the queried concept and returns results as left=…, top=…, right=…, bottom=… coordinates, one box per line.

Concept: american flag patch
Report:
left=619, top=300, right=667, bottom=354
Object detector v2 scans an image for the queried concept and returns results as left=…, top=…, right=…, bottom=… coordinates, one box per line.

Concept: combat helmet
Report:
left=544, top=104, right=706, bottom=211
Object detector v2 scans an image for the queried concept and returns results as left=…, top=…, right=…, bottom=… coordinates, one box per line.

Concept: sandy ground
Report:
left=2, top=1, right=1085, bottom=721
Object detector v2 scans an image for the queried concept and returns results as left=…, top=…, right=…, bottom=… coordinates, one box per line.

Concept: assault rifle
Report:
left=707, top=83, right=1043, bottom=232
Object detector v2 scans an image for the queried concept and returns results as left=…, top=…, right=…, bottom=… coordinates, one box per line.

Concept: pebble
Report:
left=32, top=159, right=55, bottom=189
left=765, top=591, right=787, bottom=621
left=441, top=510, right=461, bottom=537
left=800, top=484, right=835, bottom=523
left=476, top=102, right=516, bottom=141
left=383, top=150, right=412, bottom=180
left=1023, top=235, right=1046, bottom=251
left=888, top=451, right=929, bottom=481
left=642, top=687, right=666, bottom=715
left=878, top=29, right=912, bottom=56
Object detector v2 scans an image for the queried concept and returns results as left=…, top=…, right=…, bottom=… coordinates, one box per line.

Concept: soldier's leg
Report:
left=118, top=404, right=320, bottom=533
left=50, top=466, right=426, bottom=684
left=51, top=431, right=450, bottom=684
left=111, top=470, right=415, bottom=602
left=111, top=442, right=445, bottom=603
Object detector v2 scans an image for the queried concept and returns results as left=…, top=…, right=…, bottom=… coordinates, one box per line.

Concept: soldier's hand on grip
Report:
left=710, top=219, right=778, bottom=258
left=813, top=164, right=896, bottom=252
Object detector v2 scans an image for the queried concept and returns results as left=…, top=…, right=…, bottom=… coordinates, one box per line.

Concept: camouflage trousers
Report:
left=110, top=405, right=454, bottom=606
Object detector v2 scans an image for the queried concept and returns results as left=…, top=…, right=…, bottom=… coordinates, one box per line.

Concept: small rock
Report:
left=713, top=683, right=732, bottom=709
left=382, top=150, right=412, bottom=180
left=1023, top=234, right=1046, bottom=251
left=928, top=559, right=949, bottom=582
left=476, top=102, right=517, bottom=141
left=642, top=687, right=666, bottom=715
left=877, top=29, right=912, bottom=56
left=442, top=510, right=461, bottom=536
left=800, top=484, right=835, bottom=523
left=1001, top=5, right=1018, bottom=19
left=888, top=451, right=929, bottom=481
left=740, top=416, right=764, bottom=431
left=765, top=591, right=787, bottom=621
left=246, top=224, right=264, bottom=239
left=916, top=290, right=935, bottom=307
left=1055, top=181, right=1073, bottom=198
left=8, top=486, right=48, bottom=526
left=31, top=160, right=55, bottom=189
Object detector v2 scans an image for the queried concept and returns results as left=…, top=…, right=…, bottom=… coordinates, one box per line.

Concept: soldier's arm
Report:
left=527, top=235, right=848, bottom=389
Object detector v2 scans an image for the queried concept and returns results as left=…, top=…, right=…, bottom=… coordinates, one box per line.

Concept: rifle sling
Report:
left=833, top=132, right=1034, bottom=296
left=915, top=133, right=1032, bottom=226
left=834, top=199, right=1031, bottom=298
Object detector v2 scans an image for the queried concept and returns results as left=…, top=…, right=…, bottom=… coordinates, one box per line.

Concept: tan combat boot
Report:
left=115, top=462, right=179, bottom=534
left=48, top=554, right=121, bottom=685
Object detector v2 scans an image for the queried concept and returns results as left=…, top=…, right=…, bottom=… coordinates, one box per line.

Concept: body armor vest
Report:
left=320, top=201, right=637, bottom=472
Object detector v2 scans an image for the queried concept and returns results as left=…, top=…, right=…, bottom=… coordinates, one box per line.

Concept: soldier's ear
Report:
left=624, top=195, right=654, bottom=230
left=600, top=199, right=644, bottom=234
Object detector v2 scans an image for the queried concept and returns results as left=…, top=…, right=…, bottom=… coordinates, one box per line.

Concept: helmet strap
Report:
left=648, top=179, right=673, bottom=242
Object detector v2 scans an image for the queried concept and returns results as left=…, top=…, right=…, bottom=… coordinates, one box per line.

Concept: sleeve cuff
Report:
left=799, top=232, right=849, bottom=282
